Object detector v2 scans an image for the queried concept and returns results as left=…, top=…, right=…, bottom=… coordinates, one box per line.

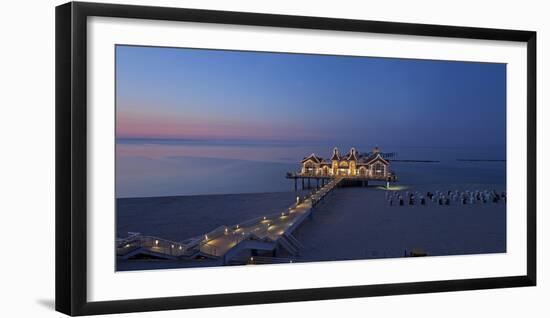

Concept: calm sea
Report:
left=116, top=139, right=506, bottom=198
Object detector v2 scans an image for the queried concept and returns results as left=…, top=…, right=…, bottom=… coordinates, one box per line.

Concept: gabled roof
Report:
left=364, top=153, right=389, bottom=165
left=301, top=153, right=322, bottom=164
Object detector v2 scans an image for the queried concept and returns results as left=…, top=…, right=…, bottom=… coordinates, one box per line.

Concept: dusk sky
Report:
left=116, top=45, right=506, bottom=148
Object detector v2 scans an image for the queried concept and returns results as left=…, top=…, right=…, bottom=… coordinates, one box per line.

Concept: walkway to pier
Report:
left=117, top=177, right=343, bottom=263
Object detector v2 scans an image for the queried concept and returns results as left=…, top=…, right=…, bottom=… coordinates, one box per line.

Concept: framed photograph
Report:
left=55, top=1, right=536, bottom=316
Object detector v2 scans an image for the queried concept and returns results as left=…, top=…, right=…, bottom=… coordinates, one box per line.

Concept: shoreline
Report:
left=116, top=189, right=307, bottom=200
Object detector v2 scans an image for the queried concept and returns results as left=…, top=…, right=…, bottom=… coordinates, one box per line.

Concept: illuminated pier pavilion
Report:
left=287, top=146, right=397, bottom=191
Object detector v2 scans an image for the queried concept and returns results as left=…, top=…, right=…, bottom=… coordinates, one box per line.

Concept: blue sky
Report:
left=116, top=45, right=506, bottom=148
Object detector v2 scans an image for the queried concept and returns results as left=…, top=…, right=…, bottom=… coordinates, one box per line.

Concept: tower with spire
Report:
left=331, top=147, right=340, bottom=175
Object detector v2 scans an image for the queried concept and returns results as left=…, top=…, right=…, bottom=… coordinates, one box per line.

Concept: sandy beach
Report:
left=293, top=183, right=506, bottom=262
left=117, top=180, right=505, bottom=270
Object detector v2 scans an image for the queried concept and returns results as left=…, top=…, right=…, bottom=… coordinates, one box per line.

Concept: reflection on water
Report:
left=116, top=139, right=506, bottom=198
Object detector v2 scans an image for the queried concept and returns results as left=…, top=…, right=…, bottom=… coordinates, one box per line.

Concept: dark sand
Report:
left=117, top=192, right=300, bottom=241
left=117, top=183, right=505, bottom=270
left=293, top=184, right=506, bottom=261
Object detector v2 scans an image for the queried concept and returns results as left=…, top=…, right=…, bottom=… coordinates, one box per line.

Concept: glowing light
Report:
left=171, top=244, right=174, bottom=248
left=179, top=246, right=183, bottom=250
left=204, top=235, right=208, bottom=240
left=379, top=185, right=409, bottom=191
left=124, top=244, right=130, bottom=248
left=154, top=240, right=159, bottom=245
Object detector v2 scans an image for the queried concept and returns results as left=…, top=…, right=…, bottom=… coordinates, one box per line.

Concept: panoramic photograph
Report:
left=115, top=45, right=506, bottom=271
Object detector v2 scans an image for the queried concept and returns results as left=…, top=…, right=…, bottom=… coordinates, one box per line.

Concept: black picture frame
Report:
left=55, top=1, right=537, bottom=316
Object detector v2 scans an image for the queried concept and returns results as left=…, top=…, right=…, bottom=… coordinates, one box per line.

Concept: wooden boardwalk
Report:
left=117, top=177, right=343, bottom=264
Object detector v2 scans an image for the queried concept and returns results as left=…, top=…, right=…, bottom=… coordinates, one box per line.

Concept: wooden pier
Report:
left=117, top=146, right=399, bottom=265
left=117, top=177, right=344, bottom=264
left=286, top=172, right=397, bottom=191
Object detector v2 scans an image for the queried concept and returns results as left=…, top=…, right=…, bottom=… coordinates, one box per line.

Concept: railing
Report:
left=287, top=171, right=396, bottom=181
left=118, top=175, right=343, bottom=260
left=116, top=235, right=190, bottom=257
left=284, top=233, right=304, bottom=249
left=199, top=242, right=218, bottom=256
left=201, top=225, right=227, bottom=242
